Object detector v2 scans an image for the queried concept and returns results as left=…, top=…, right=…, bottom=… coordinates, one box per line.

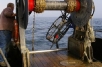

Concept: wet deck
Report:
left=30, top=50, right=102, bottom=67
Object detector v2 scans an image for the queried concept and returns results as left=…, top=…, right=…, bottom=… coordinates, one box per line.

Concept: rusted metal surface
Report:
left=68, top=21, right=94, bottom=63
left=65, top=0, right=78, bottom=12
left=71, top=0, right=93, bottom=27
left=68, top=36, right=84, bottom=58
left=35, top=0, right=46, bottom=13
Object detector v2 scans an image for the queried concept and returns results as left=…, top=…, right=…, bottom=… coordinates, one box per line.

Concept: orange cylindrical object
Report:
left=12, top=20, right=19, bottom=43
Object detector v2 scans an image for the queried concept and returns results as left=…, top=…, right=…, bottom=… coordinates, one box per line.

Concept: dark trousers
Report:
left=0, top=30, right=12, bottom=62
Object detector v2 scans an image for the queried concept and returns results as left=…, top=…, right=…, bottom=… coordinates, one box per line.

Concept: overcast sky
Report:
left=0, top=0, right=101, bottom=18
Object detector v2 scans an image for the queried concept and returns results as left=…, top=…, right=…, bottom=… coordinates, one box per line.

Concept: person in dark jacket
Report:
left=0, top=3, right=16, bottom=67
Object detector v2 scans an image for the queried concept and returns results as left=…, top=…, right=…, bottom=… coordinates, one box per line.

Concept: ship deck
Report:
left=30, top=50, right=102, bottom=67
left=6, top=39, right=102, bottom=67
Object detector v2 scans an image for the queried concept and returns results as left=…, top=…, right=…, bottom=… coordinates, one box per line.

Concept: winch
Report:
left=15, top=0, right=95, bottom=67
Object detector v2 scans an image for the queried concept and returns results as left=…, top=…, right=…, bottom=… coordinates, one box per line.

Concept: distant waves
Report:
left=25, top=17, right=102, bottom=50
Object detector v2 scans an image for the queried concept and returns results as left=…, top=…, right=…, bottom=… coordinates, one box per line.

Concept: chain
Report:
left=32, top=12, right=35, bottom=51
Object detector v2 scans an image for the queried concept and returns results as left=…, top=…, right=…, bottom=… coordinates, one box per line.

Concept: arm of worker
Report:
left=12, top=13, right=16, bottom=17
left=3, top=7, right=15, bottom=17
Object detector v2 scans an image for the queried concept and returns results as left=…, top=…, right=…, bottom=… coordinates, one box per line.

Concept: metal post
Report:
left=29, top=48, right=68, bottom=54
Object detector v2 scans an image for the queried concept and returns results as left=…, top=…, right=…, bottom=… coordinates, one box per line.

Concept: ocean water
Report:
left=25, top=17, right=102, bottom=51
